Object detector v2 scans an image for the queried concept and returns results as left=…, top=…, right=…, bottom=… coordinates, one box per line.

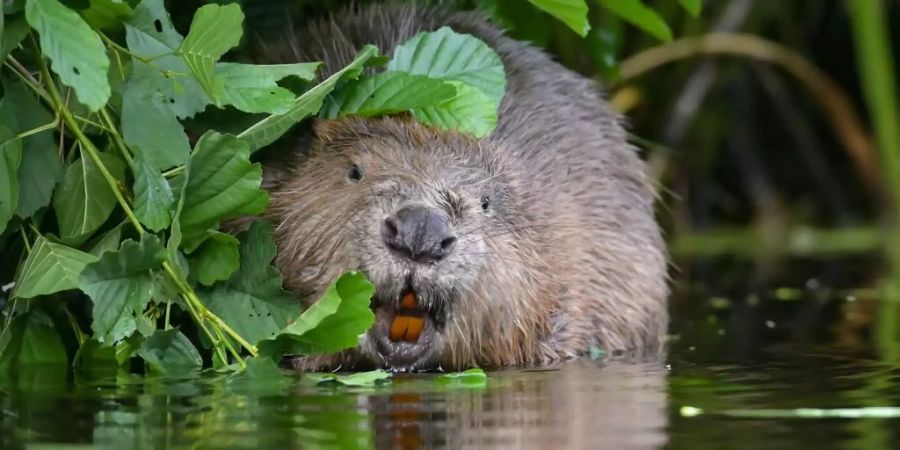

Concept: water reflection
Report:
left=5, top=347, right=900, bottom=450
left=0, top=360, right=669, bottom=450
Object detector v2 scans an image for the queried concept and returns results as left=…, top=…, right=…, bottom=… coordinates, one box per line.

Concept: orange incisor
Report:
left=389, top=292, right=425, bottom=342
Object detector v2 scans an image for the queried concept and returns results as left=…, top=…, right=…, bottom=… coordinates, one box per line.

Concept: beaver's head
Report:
left=268, top=116, right=553, bottom=371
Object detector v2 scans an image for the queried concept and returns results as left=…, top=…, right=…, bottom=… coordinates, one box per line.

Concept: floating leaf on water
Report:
left=308, top=369, right=392, bottom=387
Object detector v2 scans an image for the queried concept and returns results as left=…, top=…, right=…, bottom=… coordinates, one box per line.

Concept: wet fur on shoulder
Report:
left=257, top=2, right=668, bottom=370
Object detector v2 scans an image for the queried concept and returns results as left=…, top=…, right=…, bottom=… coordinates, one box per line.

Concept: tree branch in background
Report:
left=616, top=33, right=881, bottom=200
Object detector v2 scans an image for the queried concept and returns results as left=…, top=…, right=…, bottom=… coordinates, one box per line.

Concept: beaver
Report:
left=258, top=3, right=668, bottom=370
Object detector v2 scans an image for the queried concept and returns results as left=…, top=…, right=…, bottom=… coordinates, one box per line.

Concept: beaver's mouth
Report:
left=370, top=284, right=450, bottom=370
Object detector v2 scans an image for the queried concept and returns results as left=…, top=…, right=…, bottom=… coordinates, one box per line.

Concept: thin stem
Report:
left=99, top=32, right=152, bottom=64
left=16, top=117, right=59, bottom=140
left=39, top=60, right=145, bottom=234
left=17, top=225, right=32, bottom=253
left=164, top=300, right=172, bottom=331
left=99, top=108, right=134, bottom=168
left=4, top=57, right=53, bottom=105
left=162, top=166, right=185, bottom=178
left=63, top=305, right=86, bottom=346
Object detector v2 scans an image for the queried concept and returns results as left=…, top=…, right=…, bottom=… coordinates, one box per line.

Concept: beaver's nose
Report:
left=383, top=205, right=457, bottom=263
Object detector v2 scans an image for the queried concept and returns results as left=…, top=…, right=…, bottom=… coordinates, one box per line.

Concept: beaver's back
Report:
left=265, top=3, right=668, bottom=355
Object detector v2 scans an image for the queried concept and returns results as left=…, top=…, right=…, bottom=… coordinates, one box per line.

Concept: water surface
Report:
left=2, top=286, right=899, bottom=449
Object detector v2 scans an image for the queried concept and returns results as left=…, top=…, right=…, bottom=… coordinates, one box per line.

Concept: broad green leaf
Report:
left=190, top=231, right=239, bottom=286
left=226, top=357, right=292, bottom=393
left=387, top=26, right=507, bottom=103
left=88, top=222, right=124, bottom=257
left=1, top=15, right=29, bottom=61
left=439, top=367, right=487, bottom=380
left=12, top=236, right=99, bottom=299
left=678, top=0, right=702, bottom=17
left=218, top=63, right=319, bottom=85
left=308, top=369, right=391, bottom=386
left=437, top=368, right=488, bottom=387
left=258, top=271, right=374, bottom=357
left=527, top=0, right=590, bottom=36
left=53, top=151, right=125, bottom=245
left=218, top=62, right=320, bottom=114
left=598, top=0, right=673, bottom=42
left=178, top=3, right=244, bottom=100
left=238, top=45, right=379, bottom=152
left=25, top=0, right=111, bottom=110
left=0, top=82, right=63, bottom=219
left=221, top=84, right=295, bottom=114
left=199, top=221, right=297, bottom=345
left=412, top=82, right=497, bottom=138
left=124, top=9, right=208, bottom=119
left=137, top=329, right=202, bottom=374
left=120, top=16, right=205, bottom=169
left=176, top=131, right=268, bottom=250
left=0, top=310, right=68, bottom=368
left=132, top=153, right=174, bottom=232
left=0, top=125, right=21, bottom=235
left=320, top=72, right=456, bottom=119
left=80, top=0, right=134, bottom=30
left=74, top=337, right=137, bottom=368
left=128, top=0, right=180, bottom=48
left=120, top=73, right=192, bottom=170
left=80, top=234, right=166, bottom=344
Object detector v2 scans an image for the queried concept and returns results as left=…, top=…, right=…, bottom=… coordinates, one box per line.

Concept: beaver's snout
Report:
left=382, top=205, right=457, bottom=263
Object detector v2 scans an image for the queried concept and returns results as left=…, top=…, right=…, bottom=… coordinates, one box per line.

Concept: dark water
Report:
left=2, top=287, right=900, bottom=449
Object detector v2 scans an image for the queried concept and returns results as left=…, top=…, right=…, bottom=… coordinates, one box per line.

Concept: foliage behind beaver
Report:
left=258, top=3, right=668, bottom=370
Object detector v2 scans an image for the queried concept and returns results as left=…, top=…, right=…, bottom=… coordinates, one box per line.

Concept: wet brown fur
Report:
left=258, top=3, right=668, bottom=370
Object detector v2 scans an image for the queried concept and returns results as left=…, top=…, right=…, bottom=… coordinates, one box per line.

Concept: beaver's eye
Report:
left=347, top=164, right=363, bottom=182
left=480, top=195, right=491, bottom=211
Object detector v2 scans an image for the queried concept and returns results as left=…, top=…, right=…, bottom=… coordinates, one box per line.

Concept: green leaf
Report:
left=258, top=271, right=375, bottom=357
left=218, top=62, right=320, bottom=114
left=226, top=356, right=292, bottom=393
left=437, top=368, right=488, bottom=388
left=178, top=3, right=244, bottom=100
left=0, top=125, right=21, bottom=235
left=387, top=26, right=507, bottom=104
left=80, top=234, right=166, bottom=344
left=597, top=0, right=673, bottom=42
left=88, top=222, right=124, bottom=257
left=1, top=14, right=29, bottom=61
left=120, top=73, right=192, bottom=170
left=0, top=310, right=68, bottom=368
left=25, top=0, right=111, bottom=110
left=190, top=231, right=239, bottom=286
left=12, top=236, right=99, bottom=299
left=176, top=131, right=268, bottom=250
left=124, top=14, right=208, bottom=119
left=0, top=82, right=63, bottom=219
left=320, top=72, right=456, bottom=119
left=132, top=153, right=175, bottom=232
left=53, top=151, right=125, bottom=245
left=678, top=0, right=702, bottom=17
left=80, top=0, right=134, bottom=31
left=527, top=0, right=590, bottom=36
left=199, top=221, right=297, bottom=345
left=128, top=0, right=181, bottom=49
left=238, top=45, right=380, bottom=152
left=137, top=329, right=202, bottom=375
left=218, top=63, right=319, bottom=85
left=412, top=82, right=497, bottom=138
left=308, top=369, right=391, bottom=387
